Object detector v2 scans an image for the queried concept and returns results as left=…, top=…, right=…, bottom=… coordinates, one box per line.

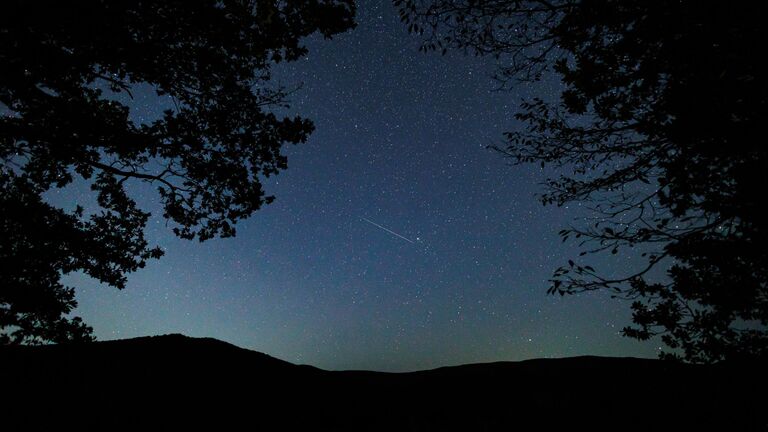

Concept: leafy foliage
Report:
left=0, top=0, right=355, bottom=344
left=398, top=0, right=768, bottom=362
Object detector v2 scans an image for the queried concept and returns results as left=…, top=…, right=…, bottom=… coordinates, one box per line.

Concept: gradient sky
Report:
left=54, top=1, right=660, bottom=372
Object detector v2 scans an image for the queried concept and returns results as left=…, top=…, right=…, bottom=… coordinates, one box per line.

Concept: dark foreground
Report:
left=1, top=334, right=765, bottom=430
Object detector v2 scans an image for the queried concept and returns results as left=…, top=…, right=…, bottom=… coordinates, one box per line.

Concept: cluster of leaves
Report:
left=395, top=0, right=573, bottom=83
left=0, top=0, right=355, bottom=343
left=398, top=0, right=767, bottom=362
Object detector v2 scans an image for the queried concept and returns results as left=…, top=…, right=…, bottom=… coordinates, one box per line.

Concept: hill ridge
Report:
left=2, top=333, right=764, bottom=430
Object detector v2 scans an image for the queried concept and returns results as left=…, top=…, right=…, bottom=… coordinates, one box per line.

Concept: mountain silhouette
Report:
left=2, top=334, right=764, bottom=430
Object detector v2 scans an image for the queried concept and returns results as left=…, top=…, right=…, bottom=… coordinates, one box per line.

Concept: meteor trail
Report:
left=361, top=217, right=415, bottom=244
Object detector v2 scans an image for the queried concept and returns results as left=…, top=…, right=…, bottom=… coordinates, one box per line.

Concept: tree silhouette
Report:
left=0, top=0, right=355, bottom=344
left=397, top=0, right=767, bottom=362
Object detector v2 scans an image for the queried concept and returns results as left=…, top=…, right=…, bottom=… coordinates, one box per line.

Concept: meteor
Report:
left=361, top=217, right=415, bottom=244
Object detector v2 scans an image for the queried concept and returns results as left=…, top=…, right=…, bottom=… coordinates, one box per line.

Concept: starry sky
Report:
left=55, top=1, right=659, bottom=372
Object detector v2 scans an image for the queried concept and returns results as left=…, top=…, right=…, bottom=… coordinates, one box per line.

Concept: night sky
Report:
left=52, top=1, right=659, bottom=372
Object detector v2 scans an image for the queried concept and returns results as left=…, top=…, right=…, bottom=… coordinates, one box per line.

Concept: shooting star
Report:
left=361, top=217, right=415, bottom=244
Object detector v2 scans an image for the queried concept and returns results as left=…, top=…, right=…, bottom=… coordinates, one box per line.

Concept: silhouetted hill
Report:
left=1, top=334, right=765, bottom=430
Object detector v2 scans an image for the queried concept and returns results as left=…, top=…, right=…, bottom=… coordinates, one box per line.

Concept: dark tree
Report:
left=397, top=0, right=768, bottom=362
left=0, top=0, right=355, bottom=344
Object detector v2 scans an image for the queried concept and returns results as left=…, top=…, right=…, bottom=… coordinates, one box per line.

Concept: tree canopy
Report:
left=0, top=0, right=355, bottom=344
left=397, top=0, right=767, bottom=362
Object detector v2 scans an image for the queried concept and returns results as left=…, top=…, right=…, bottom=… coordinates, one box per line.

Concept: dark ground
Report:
left=1, top=334, right=765, bottom=430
